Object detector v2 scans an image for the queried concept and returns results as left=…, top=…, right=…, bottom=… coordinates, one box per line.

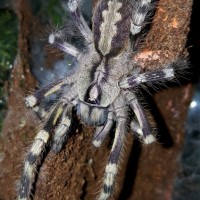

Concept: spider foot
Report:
left=98, top=164, right=117, bottom=200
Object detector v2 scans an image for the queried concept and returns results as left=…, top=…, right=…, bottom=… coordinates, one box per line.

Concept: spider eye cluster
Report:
left=85, top=85, right=101, bottom=105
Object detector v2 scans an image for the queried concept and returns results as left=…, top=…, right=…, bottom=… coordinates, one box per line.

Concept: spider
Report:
left=18, top=0, right=187, bottom=199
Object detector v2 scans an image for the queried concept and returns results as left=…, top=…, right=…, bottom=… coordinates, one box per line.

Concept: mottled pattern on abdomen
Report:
left=93, top=0, right=131, bottom=57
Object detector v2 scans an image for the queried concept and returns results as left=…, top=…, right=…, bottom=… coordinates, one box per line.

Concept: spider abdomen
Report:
left=93, top=0, right=131, bottom=57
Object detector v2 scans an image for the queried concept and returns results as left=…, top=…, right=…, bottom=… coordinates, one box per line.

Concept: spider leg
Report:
left=52, top=81, right=78, bottom=153
left=25, top=75, right=76, bottom=108
left=92, top=110, right=114, bottom=148
left=131, top=0, right=152, bottom=35
left=32, top=105, right=48, bottom=119
left=98, top=97, right=127, bottom=200
left=18, top=102, right=65, bottom=200
left=52, top=102, right=74, bottom=153
left=130, top=119, right=142, bottom=135
left=124, top=91, right=155, bottom=144
left=119, top=67, right=174, bottom=89
left=64, top=0, right=93, bottom=44
left=51, top=81, right=79, bottom=152
left=130, top=118, right=149, bottom=141
left=48, top=32, right=80, bottom=57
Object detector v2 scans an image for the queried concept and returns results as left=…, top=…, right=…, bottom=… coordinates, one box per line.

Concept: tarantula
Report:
left=18, top=0, right=186, bottom=199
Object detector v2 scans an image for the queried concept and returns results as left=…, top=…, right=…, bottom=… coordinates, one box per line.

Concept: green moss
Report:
left=29, top=0, right=63, bottom=26
left=0, top=9, right=18, bottom=74
left=46, top=0, right=63, bottom=25
left=0, top=9, right=18, bottom=133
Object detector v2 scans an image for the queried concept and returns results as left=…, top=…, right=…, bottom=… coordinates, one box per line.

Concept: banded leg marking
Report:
left=130, top=119, right=143, bottom=137
left=18, top=103, right=64, bottom=200
left=99, top=120, right=126, bottom=200
left=92, top=111, right=114, bottom=148
left=18, top=129, right=50, bottom=200
left=119, top=67, right=174, bottom=89
left=32, top=106, right=47, bottom=119
left=98, top=98, right=127, bottom=200
left=18, top=130, right=50, bottom=200
left=25, top=79, right=64, bottom=108
left=52, top=104, right=73, bottom=153
left=51, top=86, right=78, bottom=151
left=131, top=0, right=152, bottom=35
left=25, top=76, right=76, bottom=108
left=67, top=0, right=93, bottom=43
left=125, top=92, right=155, bottom=144
left=49, top=33, right=80, bottom=57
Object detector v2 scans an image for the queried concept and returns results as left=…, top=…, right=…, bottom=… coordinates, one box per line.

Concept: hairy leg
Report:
left=52, top=103, right=74, bottom=153
left=65, top=0, right=93, bottom=44
left=25, top=75, right=77, bottom=108
left=18, top=102, right=65, bottom=200
left=92, top=110, right=114, bottom=148
left=119, top=67, right=174, bottom=89
left=124, top=91, right=155, bottom=144
left=130, top=0, right=152, bottom=35
left=98, top=96, right=127, bottom=200
left=48, top=32, right=80, bottom=57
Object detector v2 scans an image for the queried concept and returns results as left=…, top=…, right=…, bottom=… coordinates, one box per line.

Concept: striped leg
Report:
left=125, top=91, right=155, bottom=144
left=66, top=0, right=93, bottom=44
left=131, top=0, right=152, bottom=35
left=92, top=110, right=114, bottom=148
left=130, top=118, right=152, bottom=142
left=51, top=84, right=79, bottom=152
left=48, top=32, right=80, bottom=57
left=18, top=103, right=64, bottom=200
left=18, top=130, right=50, bottom=200
left=130, top=119, right=143, bottom=137
left=31, top=105, right=47, bottom=119
left=98, top=98, right=127, bottom=200
left=25, top=75, right=76, bottom=108
left=120, top=59, right=188, bottom=89
left=52, top=103, right=73, bottom=153
left=119, top=67, right=175, bottom=89
left=31, top=86, right=75, bottom=120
